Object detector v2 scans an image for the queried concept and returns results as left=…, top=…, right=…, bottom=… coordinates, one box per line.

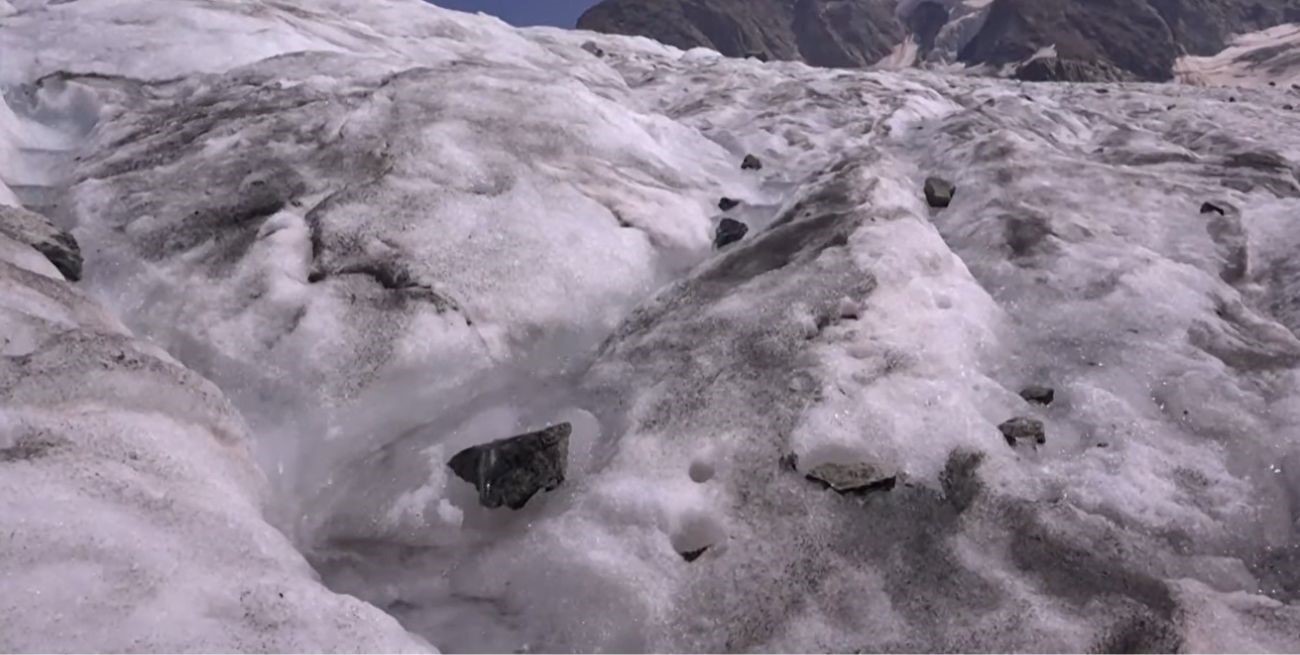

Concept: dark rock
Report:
left=581, top=41, right=606, bottom=57
left=1020, top=386, right=1056, bottom=406
left=1200, top=201, right=1227, bottom=216
left=714, top=218, right=749, bottom=249
left=741, top=154, right=763, bottom=171
left=906, top=1, right=950, bottom=56
left=447, top=423, right=570, bottom=510
left=1229, top=96, right=1237, bottom=102
left=805, top=461, right=897, bottom=495
left=1015, top=58, right=1127, bottom=83
left=1285, top=105, right=1295, bottom=111
left=0, top=205, right=84, bottom=282
left=718, top=197, right=741, bottom=211
left=680, top=546, right=709, bottom=562
left=1270, top=81, right=1278, bottom=87
left=924, top=177, right=956, bottom=208
left=999, top=416, right=1046, bottom=447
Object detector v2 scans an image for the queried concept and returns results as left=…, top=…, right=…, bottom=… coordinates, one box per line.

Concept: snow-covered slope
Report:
left=5, top=0, right=1300, bottom=652
left=1177, top=23, right=1300, bottom=87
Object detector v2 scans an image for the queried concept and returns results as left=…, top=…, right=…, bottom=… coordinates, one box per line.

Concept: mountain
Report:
left=5, top=0, right=1300, bottom=652
left=577, top=0, right=1300, bottom=81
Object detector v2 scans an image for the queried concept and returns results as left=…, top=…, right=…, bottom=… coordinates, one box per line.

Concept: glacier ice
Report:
left=0, top=202, right=427, bottom=651
left=3, top=0, right=1300, bottom=652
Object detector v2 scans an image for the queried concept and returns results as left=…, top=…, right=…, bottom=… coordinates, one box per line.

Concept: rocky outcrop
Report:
left=577, top=0, right=904, bottom=69
left=1013, top=56, right=1131, bottom=82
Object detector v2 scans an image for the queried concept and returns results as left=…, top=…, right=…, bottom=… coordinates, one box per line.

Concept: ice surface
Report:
left=5, top=0, right=1300, bottom=651
left=0, top=207, right=428, bottom=651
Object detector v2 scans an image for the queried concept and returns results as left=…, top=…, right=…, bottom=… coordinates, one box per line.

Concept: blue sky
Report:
left=428, top=0, right=603, bottom=27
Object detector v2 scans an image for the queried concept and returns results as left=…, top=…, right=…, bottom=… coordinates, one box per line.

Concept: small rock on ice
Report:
left=447, top=423, right=571, bottom=510
left=714, top=218, right=749, bottom=250
left=805, top=461, right=897, bottom=495
left=1019, top=386, right=1055, bottom=406
left=924, top=177, right=956, bottom=208
left=999, top=416, right=1046, bottom=448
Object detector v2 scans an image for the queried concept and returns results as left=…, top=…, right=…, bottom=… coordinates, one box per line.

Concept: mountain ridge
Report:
left=577, top=0, right=1300, bottom=81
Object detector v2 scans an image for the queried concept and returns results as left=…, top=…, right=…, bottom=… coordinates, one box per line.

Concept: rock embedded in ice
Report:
left=0, top=205, right=82, bottom=281
left=680, top=546, right=709, bottom=562
left=999, top=416, right=1047, bottom=448
left=805, top=461, right=898, bottom=495
left=1200, top=201, right=1227, bottom=216
left=924, top=176, right=956, bottom=208
left=718, top=197, right=741, bottom=211
left=447, top=422, right=571, bottom=510
left=581, top=41, right=605, bottom=57
left=1020, top=385, right=1056, bottom=406
left=714, top=217, right=749, bottom=249
left=741, top=154, right=763, bottom=170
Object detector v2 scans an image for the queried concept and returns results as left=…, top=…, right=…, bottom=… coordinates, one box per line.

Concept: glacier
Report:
left=4, top=0, right=1300, bottom=652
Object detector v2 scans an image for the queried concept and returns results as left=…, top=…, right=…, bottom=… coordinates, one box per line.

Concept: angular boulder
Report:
left=999, top=416, right=1046, bottom=447
left=805, top=461, right=897, bottom=495
left=714, top=218, right=749, bottom=250
left=1200, top=201, right=1227, bottom=216
left=718, top=197, right=741, bottom=211
left=741, top=154, right=763, bottom=171
left=1019, top=386, right=1056, bottom=406
left=448, top=423, right=571, bottom=510
left=924, top=176, right=956, bottom=208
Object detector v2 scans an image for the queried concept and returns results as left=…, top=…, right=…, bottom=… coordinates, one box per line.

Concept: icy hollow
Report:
left=4, top=0, right=1300, bottom=651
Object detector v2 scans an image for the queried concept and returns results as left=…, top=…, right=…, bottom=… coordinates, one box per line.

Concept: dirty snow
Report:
left=4, top=0, right=1300, bottom=652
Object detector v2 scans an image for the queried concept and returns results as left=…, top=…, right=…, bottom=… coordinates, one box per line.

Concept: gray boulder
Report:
left=805, top=461, right=897, bottom=495
left=448, top=423, right=571, bottom=510
left=999, top=416, right=1046, bottom=447
left=1019, top=386, right=1055, bottom=406
left=924, top=177, right=956, bottom=208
